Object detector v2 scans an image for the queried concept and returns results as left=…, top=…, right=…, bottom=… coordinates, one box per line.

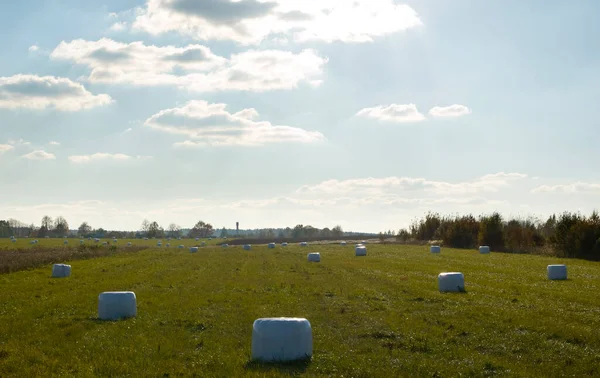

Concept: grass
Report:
left=1, top=242, right=600, bottom=377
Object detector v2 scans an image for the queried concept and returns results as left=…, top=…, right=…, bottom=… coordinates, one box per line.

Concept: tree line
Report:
left=395, top=211, right=600, bottom=259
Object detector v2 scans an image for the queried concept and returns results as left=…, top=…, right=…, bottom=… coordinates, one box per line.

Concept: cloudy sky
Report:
left=1, top=0, right=599, bottom=232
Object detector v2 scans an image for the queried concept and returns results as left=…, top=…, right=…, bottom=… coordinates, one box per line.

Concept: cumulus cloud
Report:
left=50, top=38, right=326, bottom=92
left=0, top=144, right=14, bottom=154
left=132, top=0, right=422, bottom=45
left=531, top=182, right=600, bottom=194
left=21, top=150, right=56, bottom=160
left=356, top=104, right=426, bottom=123
left=146, top=100, right=325, bottom=146
left=0, top=75, right=112, bottom=111
left=429, top=104, right=472, bottom=118
left=28, top=45, right=39, bottom=53
left=48, top=141, right=60, bottom=146
left=109, top=22, right=128, bottom=31
left=8, top=139, right=31, bottom=146
left=68, top=153, right=151, bottom=163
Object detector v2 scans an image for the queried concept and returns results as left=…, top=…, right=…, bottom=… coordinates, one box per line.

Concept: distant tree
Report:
left=140, top=219, right=150, bottom=233
left=147, top=221, right=164, bottom=238
left=321, top=227, right=332, bottom=238
left=54, top=216, right=69, bottom=237
left=95, top=228, right=106, bottom=238
left=189, top=221, right=214, bottom=238
left=0, top=220, right=12, bottom=238
left=78, top=222, right=93, bottom=236
left=168, top=223, right=181, bottom=238
left=38, top=215, right=53, bottom=237
left=220, top=227, right=228, bottom=238
left=379, top=232, right=386, bottom=243
left=304, top=226, right=317, bottom=238
left=396, top=229, right=410, bottom=242
left=331, top=225, right=344, bottom=237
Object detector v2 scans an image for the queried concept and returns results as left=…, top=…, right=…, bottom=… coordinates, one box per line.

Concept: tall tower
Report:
left=236, top=222, right=239, bottom=235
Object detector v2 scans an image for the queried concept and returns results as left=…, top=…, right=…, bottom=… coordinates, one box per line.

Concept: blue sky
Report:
left=1, top=0, right=599, bottom=232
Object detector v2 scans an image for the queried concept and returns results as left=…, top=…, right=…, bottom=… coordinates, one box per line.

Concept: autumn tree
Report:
left=54, top=216, right=69, bottom=237
left=167, top=223, right=181, bottom=238
left=78, top=222, right=93, bottom=236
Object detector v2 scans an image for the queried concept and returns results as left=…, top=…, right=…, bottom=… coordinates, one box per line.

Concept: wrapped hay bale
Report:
left=361, top=240, right=368, bottom=244
left=127, top=242, right=132, bottom=246
left=98, top=292, right=137, bottom=320
left=548, top=265, right=567, bottom=280
left=307, top=252, right=320, bottom=262
left=282, top=242, right=288, bottom=247
left=166, top=243, right=170, bottom=247
left=201, top=241, right=206, bottom=246
left=195, top=238, right=199, bottom=241
left=479, top=246, right=490, bottom=254
left=11, top=239, right=16, bottom=243
left=94, top=238, right=100, bottom=243
left=52, top=264, right=71, bottom=278
left=340, top=241, right=347, bottom=246
left=244, top=244, right=252, bottom=251
left=190, top=247, right=199, bottom=253
left=355, top=245, right=367, bottom=256
left=430, top=245, right=441, bottom=253
left=157, top=242, right=162, bottom=247
left=251, top=318, right=313, bottom=362
left=438, top=272, right=465, bottom=293
left=268, top=243, right=275, bottom=249
left=63, top=240, right=68, bottom=245
left=222, top=244, right=229, bottom=248
left=300, top=242, right=308, bottom=247
left=178, top=245, right=184, bottom=249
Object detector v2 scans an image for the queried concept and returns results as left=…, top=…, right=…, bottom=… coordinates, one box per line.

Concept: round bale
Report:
left=52, top=264, right=71, bottom=278
left=438, top=272, right=465, bottom=293
left=190, top=247, right=199, bottom=253
left=548, top=264, right=567, bottom=280
left=479, top=246, right=490, bottom=254
left=251, top=318, right=313, bottom=362
left=430, top=245, right=441, bottom=253
left=244, top=244, right=252, bottom=251
left=98, top=292, right=137, bottom=320
left=307, top=252, right=320, bottom=262
left=355, top=245, right=367, bottom=256
left=268, top=243, right=276, bottom=249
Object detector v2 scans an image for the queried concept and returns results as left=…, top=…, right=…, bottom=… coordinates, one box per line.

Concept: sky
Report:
left=0, top=0, right=599, bottom=233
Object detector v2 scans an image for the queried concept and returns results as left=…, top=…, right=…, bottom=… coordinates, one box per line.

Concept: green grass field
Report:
left=1, top=241, right=599, bottom=377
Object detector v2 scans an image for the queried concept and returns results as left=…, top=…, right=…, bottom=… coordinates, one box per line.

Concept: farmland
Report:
left=1, top=241, right=600, bottom=377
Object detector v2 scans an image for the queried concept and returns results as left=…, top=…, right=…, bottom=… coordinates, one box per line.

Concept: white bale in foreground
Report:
left=300, top=242, right=308, bottom=247
left=98, top=292, right=137, bottom=320
left=282, top=242, right=288, bottom=247
left=355, top=245, right=367, bottom=256
left=268, top=243, right=275, bottom=249
left=548, top=264, right=567, bottom=280
left=244, top=244, right=252, bottom=251
left=190, top=247, right=199, bottom=253
left=307, top=252, right=320, bottom=262
left=438, top=272, right=465, bottom=292
left=479, top=246, right=490, bottom=254
left=430, top=245, right=441, bottom=253
left=52, top=264, right=71, bottom=278
left=251, top=318, right=313, bottom=362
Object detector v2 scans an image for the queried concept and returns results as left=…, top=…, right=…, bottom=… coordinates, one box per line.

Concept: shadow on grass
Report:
left=244, top=358, right=311, bottom=375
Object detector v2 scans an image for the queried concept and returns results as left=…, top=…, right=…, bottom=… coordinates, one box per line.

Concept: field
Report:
left=1, top=240, right=600, bottom=377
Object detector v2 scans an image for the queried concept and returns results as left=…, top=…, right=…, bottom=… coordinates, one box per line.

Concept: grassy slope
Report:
left=0, top=243, right=599, bottom=377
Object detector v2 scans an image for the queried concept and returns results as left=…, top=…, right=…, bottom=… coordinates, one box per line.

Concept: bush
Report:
left=436, top=215, right=479, bottom=249
left=478, top=213, right=504, bottom=250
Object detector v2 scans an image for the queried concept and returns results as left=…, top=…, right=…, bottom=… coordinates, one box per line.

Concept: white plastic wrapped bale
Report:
left=479, top=246, right=490, bottom=254
left=222, top=244, right=229, bottom=248
left=361, top=240, right=368, bottom=244
left=52, top=264, right=71, bottom=278
left=430, top=246, right=441, bottom=253
left=355, top=245, right=367, bottom=256
left=300, top=242, right=308, bottom=247
left=80, top=240, right=84, bottom=244
left=208, top=237, right=212, bottom=241
left=251, top=318, right=313, bottom=362
left=307, top=252, right=320, bottom=262
left=102, top=242, right=108, bottom=246
left=195, top=238, right=199, bottom=241
left=98, top=291, right=137, bottom=320
left=282, top=242, right=288, bottom=247
left=201, top=241, right=206, bottom=246
left=190, top=247, right=199, bottom=253
left=157, top=242, right=162, bottom=247
left=166, top=243, right=170, bottom=247
left=178, top=245, right=184, bottom=249
left=45, top=236, right=49, bottom=238
left=94, top=238, right=100, bottom=243
left=127, top=242, right=132, bottom=246
left=64, top=240, right=68, bottom=245
left=11, top=239, right=16, bottom=243
left=268, top=243, right=276, bottom=249
left=438, top=272, right=465, bottom=293
left=340, top=241, right=347, bottom=246
left=548, top=265, right=567, bottom=280
left=244, top=244, right=252, bottom=251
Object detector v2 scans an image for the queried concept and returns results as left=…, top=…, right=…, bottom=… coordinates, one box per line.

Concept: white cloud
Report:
left=356, top=104, right=426, bottom=123
left=8, top=139, right=31, bottom=146
left=21, top=150, right=56, bottom=160
left=429, top=104, right=472, bottom=118
left=109, top=22, right=128, bottom=31
left=0, top=144, right=14, bottom=154
left=132, top=0, right=422, bottom=45
left=48, top=141, right=60, bottom=146
left=28, top=45, right=39, bottom=53
left=0, top=75, right=113, bottom=111
left=122, top=128, right=133, bottom=134
left=68, top=153, right=151, bottom=163
left=50, top=38, right=326, bottom=92
left=532, top=182, right=600, bottom=194
left=145, top=100, right=325, bottom=146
